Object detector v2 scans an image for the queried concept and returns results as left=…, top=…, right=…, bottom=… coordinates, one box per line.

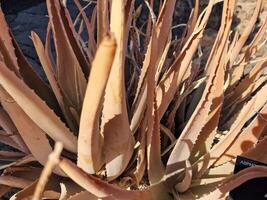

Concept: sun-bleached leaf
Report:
left=78, top=34, right=117, bottom=174
left=73, top=0, right=96, bottom=60
left=175, top=160, right=192, bottom=193
left=190, top=0, right=236, bottom=160
left=166, top=76, right=207, bottom=131
left=192, top=92, right=257, bottom=178
left=147, top=93, right=165, bottom=184
left=0, top=133, right=26, bottom=153
left=97, top=0, right=109, bottom=45
left=225, top=54, right=267, bottom=109
left=131, top=0, right=178, bottom=132
left=101, top=0, right=135, bottom=180
left=208, top=160, right=235, bottom=175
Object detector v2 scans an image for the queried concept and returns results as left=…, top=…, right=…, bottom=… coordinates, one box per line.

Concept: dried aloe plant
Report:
left=0, top=0, right=267, bottom=199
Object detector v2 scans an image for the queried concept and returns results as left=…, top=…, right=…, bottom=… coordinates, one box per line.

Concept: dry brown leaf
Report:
left=73, top=0, right=96, bottom=60
left=47, top=0, right=87, bottom=112
left=228, top=0, right=263, bottom=87
left=156, top=0, right=215, bottom=119
left=0, top=63, right=77, bottom=153
left=0, top=175, right=33, bottom=189
left=31, top=31, right=77, bottom=132
left=10, top=180, right=38, bottom=200
left=61, top=3, right=90, bottom=78
left=0, top=108, right=28, bottom=153
left=0, top=8, right=20, bottom=76
left=10, top=31, right=60, bottom=113
left=165, top=0, right=232, bottom=184
left=0, top=87, right=64, bottom=175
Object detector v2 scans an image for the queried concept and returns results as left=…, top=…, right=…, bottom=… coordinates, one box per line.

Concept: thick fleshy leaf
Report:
left=0, top=154, right=35, bottom=171
left=61, top=2, right=90, bottom=78
left=133, top=114, right=147, bottom=184
left=73, top=0, right=96, bottom=60
left=31, top=31, right=77, bottom=132
left=0, top=87, right=64, bottom=175
left=228, top=0, right=263, bottom=88
left=46, top=0, right=87, bottom=112
left=192, top=88, right=260, bottom=178
left=60, top=159, right=153, bottom=200
left=190, top=0, right=235, bottom=161
left=146, top=25, right=165, bottom=184
left=156, top=0, right=215, bottom=119
left=0, top=62, right=77, bottom=153
left=0, top=8, right=20, bottom=76
left=10, top=180, right=38, bottom=200
left=0, top=9, right=59, bottom=112
left=10, top=31, right=61, bottom=113
left=0, top=176, right=33, bottom=189
left=225, top=54, right=267, bottom=109
left=166, top=0, right=233, bottom=183
left=97, top=0, right=109, bottom=45
left=0, top=108, right=28, bottom=153
left=78, top=34, right=117, bottom=174
left=101, top=0, right=135, bottom=180
left=229, top=0, right=263, bottom=65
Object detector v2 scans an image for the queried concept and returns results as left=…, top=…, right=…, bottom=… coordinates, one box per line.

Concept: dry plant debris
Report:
left=0, top=0, right=267, bottom=199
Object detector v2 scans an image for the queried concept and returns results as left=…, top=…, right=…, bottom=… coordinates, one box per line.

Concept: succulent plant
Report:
left=0, top=0, right=267, bottom=199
